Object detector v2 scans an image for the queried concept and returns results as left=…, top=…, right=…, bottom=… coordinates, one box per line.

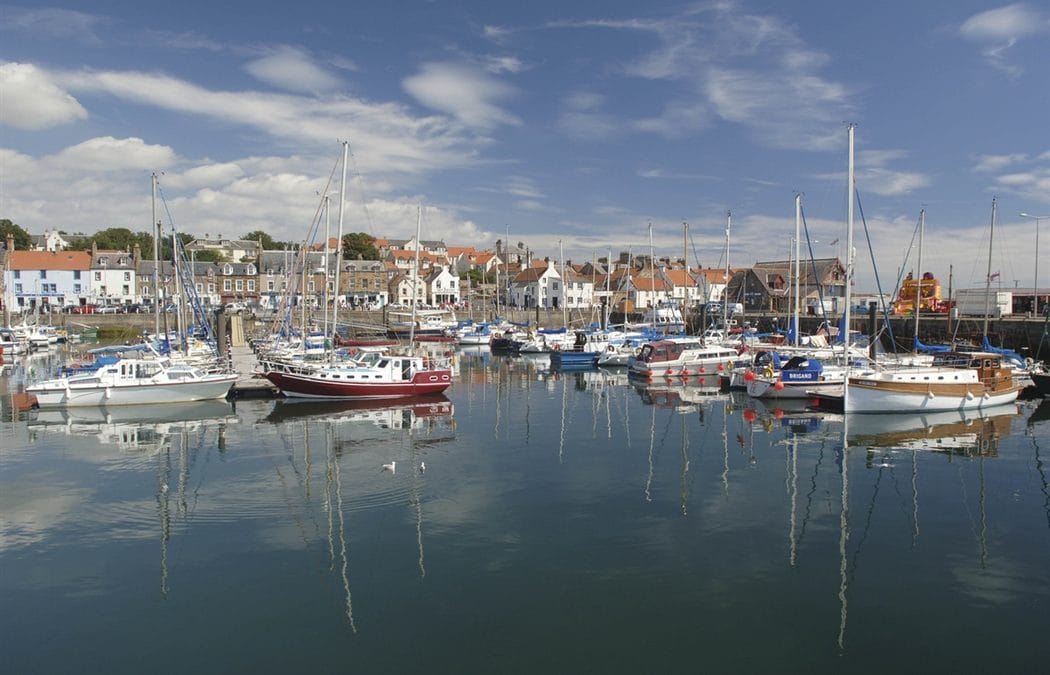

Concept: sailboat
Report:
left=263, top=188, right=453, bottom=400
left=825, top=176, right=1021, bottom=411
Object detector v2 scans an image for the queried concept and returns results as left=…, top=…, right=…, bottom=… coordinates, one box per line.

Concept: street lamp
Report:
left=1020, top=213, right=1048, bottom=314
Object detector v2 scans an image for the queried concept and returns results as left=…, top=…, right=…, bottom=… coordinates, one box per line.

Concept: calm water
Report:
left=2, top=348, right=1050, bottom=673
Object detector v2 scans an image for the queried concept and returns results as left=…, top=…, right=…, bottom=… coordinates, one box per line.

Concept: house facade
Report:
left=3, top=248, right=92, bottom=312
left=425, top=266, right=460, bottom=306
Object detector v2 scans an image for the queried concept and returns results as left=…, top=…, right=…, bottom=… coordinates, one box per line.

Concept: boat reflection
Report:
left=631, top=374, right=725, bottom=410
left=840, top=405, right=1018, bottom=457
left=263, top=394, right=454, bottom=433
left=27, top=399, right=238, bottom=451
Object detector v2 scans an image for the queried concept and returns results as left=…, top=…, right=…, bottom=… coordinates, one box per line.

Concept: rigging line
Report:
left=855, top=188, right=898, bottom=349
left=799, top=203, right=829, bottom=323
left=1031, top=435, right=1050, bottom=530
left=847, top=464, right=884, bottom=584
left=798, top=439, right=827, bottom=545
left=345, top=139, right=378, bottom=239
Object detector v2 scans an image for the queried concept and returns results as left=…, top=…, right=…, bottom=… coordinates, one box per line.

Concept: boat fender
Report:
left=982, top=392, right=990, bottom=400
left=552, top=344, right=560, bottom=351
left=926, top=391, right=936, bottom=399
left=764, top=364, right=775, bottom=378
left=966, top=391, right=974, bottom=401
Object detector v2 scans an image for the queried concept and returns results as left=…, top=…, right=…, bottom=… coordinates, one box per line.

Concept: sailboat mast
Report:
left=683, top=222, right=690, bottom=332
left=982, top=197, right=997, bottom=338
left=152, top=173, right=160, bottom=339
left=914, top=208, right=925, bottom=349
left=843, top=123, right=856, bottom=409
left=409, top=206, right=421, bottom=346
left=648, top=222, right=656, bottom=314
left=794, top=194, right=802, bottom=347
left=723, top=210, right=731, bottom=335
left=560, top=239, right=567, bottom=328
left=331, top=140, right=349, bottom=360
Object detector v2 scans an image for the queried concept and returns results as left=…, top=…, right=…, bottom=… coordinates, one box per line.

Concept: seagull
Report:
left=382, top=461, right=396, bottom=473
left=419, top=461, right=426, bottom=474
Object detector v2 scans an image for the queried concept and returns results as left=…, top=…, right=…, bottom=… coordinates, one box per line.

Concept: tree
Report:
left=243, top=230, right=279, bottom=250
left=341, top=232, right=379, bottom=260
left=66, top=227, right=153, bottom=253
left=0, top=219, right=32, bottom=249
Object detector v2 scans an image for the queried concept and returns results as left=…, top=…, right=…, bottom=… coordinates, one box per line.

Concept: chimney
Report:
left=6, top=234, right=14, bottom=250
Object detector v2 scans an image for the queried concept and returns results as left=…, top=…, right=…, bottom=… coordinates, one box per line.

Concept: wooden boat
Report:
left=263, top=352, right=452, bottom=399
left=819, top=351, right=1021, bottom=413
left=26, top=356, right=237, bottom=408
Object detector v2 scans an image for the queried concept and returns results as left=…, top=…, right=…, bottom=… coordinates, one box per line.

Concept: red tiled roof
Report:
left=8, top=250, right=92, bottom=271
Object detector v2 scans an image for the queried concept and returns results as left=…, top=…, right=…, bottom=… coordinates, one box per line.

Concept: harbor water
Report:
left=2, top=347, right=1049, bottom=673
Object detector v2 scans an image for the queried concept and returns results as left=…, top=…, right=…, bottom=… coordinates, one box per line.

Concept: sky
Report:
left=1, top=0, right=1048, bottom=292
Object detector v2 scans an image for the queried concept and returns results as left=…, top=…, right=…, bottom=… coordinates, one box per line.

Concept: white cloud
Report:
left=958, top=3, right=1049, bottom=77
left=160, top=163, right=246, bottom=190
left=973, top=153, right=1028, bottom=172
left=245, top=46, right=342, bottom=93
left=51, top=136, right=177, bottom=172
left=557, top=91, right=619, bottom=142
left=0, top=62, right=88, bottom=130
left=402, top=62, right=520, bottom=130
left=0, top=7, right=108, bottom=43
left=50, top=66, right=485, bottom=176
left=959, top=3, right=1045, bottom=41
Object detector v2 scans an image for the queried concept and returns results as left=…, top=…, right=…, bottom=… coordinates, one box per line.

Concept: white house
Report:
left=90, top=247, right=137, bottom=308
left=509, top=264, right=561, bottom=309
left=561, top=269, right=595, bottom=311
left=389, top=273, right=426, bottom=306
left=425, top=266, right=460, bottom=306
left=3, top=249, right=92, bottom=312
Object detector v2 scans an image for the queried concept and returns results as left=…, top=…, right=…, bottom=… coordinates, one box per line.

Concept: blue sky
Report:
left=1, top=1, right=1048, bottom=291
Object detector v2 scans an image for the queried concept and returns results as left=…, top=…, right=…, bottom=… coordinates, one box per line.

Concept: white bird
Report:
left=419, top=461, right=426, bottom=474
left=382, top=461, right=396, bottom=473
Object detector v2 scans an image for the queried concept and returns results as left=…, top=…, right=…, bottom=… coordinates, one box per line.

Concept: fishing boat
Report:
left=26, top=355, right=238, bottom=408
left=744, top=353, right=849, bottom=399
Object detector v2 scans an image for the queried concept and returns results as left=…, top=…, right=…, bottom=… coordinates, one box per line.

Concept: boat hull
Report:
left=845, top=379, right=1020, bottom=413
left=28, top=376, right=237, bottom=408
left=264, top=369, right=452, bottom=399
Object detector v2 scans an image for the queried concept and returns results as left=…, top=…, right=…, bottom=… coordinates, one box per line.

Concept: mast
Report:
left=794, top=194, right=802, bottom=347
left=152, top=173, right=160, bottom=339
left=683, top=221, right=690, bottom=333
left=913, top=208, right=925, bottom=350
left=559, top=239, right=567, bottom=328
left=409, top=205, right=421, bottom=347
left=843, top=123, right=856, bottom=411
left=331, top=140, right=349, bottom=361
left=982, top=197, right=997, bottom=339
left=723, top=210, right=731, bottom=335
left=648, top=222, right=656, bottom=318
left=322, top=194, right=330, bottom=344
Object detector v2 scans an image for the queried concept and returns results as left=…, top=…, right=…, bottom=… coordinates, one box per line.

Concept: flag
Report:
left=988, top=271, right=1000, bottom=281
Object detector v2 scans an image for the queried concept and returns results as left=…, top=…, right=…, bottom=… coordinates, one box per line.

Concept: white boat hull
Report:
left=845, top=381, right=1019, bottom=413
left=29, top=376, right=238, bottom=408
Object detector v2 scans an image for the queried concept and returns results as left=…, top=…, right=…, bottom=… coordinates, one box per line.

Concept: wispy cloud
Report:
left=548, top=2, right=853, bottom=151
left=973, top=153, right=1028, bottom=172
left=0, top=62, right=87, bottom=130
left=245, top=46, right=343, bottom=93
left=958, top=3, right=1049, bottom=77
left=0, top=6, right=109, bottom=44
left=49, top=65, right=485, bottom=174
left=402, top=62, right=520, bottom=130
left=557, top=91, right=619, bottom=142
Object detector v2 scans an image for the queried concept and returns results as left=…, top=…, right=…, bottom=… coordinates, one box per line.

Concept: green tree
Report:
left=66, top=227, right=154, bottom=253
left=341, top=232, right=379, bottom=260
left=189, top=249, right=225, bottom=263
left=0, top=218, right=32, bottom=249
left=243, top=230, right=278, bottom=250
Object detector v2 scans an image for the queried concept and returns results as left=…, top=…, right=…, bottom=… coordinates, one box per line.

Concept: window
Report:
left=40, top=270, right=48, bottom=279
left=94, top=271, right=102, bottom=281
left=73, top=271, right=80, bottom=280
left=236, top=279, right=244, bottom=291
left=247, top=280, right=255, bottom=291
left=223, top=264, right=233, bottom=276
left=208, top=283, right=216, bottom=294
left=122, top=285, right=129, bottom=295
left=13, top=270, right=20, bottom=279
left=124, top=272, right=131, bottom=281
left=308, top=281, right=315, bottom=292
left=224, top=279, right=232, bottom=292
left=195, top=283, right=203, bottom=294
left=14, top=283, right=22, bottom=293
left=74, top=284, right=81, bottom=293
left=267, top=280, right=275, bottom=291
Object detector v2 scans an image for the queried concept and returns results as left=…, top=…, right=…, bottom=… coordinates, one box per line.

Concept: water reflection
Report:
left=2, top=348, right=1048, bottom=671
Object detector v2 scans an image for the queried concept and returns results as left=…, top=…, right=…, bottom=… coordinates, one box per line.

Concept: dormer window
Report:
left=99, top=257, right=108, bottom=267
left=223, top=264, right=233, bottom=276
left=118, top=257, right=127, bottom=266
left=246, top=264, right=256, bottom=275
